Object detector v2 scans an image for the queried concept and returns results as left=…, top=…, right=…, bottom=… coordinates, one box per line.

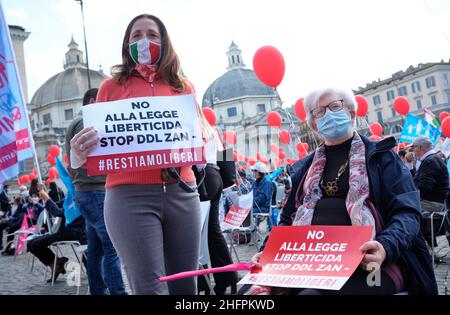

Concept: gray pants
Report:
left=104, top=183, right=201, bottom=295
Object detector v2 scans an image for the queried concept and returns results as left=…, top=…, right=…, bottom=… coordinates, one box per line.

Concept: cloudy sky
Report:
left=3, top=0, right=450, bottom=107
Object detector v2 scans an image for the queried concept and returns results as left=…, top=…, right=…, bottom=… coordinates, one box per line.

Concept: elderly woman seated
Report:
left=246, top=87, right=437, bottom=295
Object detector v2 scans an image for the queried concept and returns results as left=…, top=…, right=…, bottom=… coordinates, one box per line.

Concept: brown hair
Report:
left=111, top=14, right=186, bottom=92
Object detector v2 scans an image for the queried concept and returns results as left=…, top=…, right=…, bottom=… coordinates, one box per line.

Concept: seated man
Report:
left=412, top=136, right=449, bottom=212
left=251, top=162, right=274, bottom=230
left=0, top=184, right=11, bottom=217
left=27, top=184, right=86, bottom=282
left=0, top=197, right=28, bottom=255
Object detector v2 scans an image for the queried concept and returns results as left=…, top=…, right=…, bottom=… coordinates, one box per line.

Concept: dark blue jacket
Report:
left=272, top=135, right=438, bottom=295
left=7, top=203, right=27, bottom=225
left=0, top=189, right=11, bottom=213
left=252, top=177, right=273, bottom=213
left=42, top=199, right=85, bottom=234
left=414, top=153, right=449, bottom=203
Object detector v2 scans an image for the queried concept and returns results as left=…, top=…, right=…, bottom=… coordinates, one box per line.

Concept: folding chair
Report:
left=253, top=202, right=274, bottom=235
left=48, top=240, right=87, bottom=293
left=197, top=201, right=214, bottom=295
left=6, top=209, right=46, bottom=261
left=75, top=244, right=89, bottom=295
left=422, top=194, right=450, bottom=266
left=29, top=210, right=60, bottom=273
left=222, top=191, right=259, bottom=262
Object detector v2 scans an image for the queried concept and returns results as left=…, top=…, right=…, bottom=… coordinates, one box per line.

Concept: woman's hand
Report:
left=69, top=127, right=99, bottom=168
left=360, top=240, right=386, bottom=271
left=39, top=189, right=50, bottom=202
left=251, top=252, right=263, bottom=269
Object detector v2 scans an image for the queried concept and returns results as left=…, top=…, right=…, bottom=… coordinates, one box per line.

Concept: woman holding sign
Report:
left=70, top=14, right=203, bottom=294
left=248, top=87, right=437, bottom=295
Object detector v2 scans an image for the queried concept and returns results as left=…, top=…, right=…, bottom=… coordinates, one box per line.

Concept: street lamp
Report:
left=75, top=0, right=91, bottom=89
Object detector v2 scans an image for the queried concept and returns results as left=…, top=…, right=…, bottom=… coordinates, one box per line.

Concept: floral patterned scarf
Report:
left=292, top=132, right=376, bottom=238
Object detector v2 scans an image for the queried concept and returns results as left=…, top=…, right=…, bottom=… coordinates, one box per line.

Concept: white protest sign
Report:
left=82, top=94, right=205, bottom=175
left=223, top=192, right=253, bottom=229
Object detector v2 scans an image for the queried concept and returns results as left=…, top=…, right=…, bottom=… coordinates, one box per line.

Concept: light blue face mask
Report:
left=316, top=109, right=353, bottom=141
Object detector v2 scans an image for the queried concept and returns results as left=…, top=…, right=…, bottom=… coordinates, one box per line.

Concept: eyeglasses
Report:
left=310, top=99, right=345, bottom=119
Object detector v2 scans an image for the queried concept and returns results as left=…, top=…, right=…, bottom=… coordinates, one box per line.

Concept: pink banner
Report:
left=15, top=128, right=31, bottom=150
left=0, top=142, right=18, bottom=171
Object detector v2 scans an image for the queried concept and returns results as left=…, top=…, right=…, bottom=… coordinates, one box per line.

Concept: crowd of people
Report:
left=1, top=13, right=449, bottom=296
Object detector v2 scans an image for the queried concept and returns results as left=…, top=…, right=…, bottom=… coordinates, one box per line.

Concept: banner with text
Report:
left=239, top=225, right=373, bottom=290
left=83, top=95, right=205, bottom=175
left=223, top=192, right=253, bottom=228
left=0, top=2, right=34, bottom=184
left=399, top=113, right=441, bottom=144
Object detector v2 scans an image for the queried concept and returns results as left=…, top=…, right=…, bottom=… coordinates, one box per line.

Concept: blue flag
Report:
left=0, top=3, right=34, bottom=184
left=55, top=157, right=81, bottom=226
left=447, top=159, right=450, bottom=177
left=399, top=114, right=441, bottom=144
left=265, top=167, right=284, bottom=182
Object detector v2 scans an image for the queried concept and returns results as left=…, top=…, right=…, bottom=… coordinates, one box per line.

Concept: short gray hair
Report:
left=412, top=136, right=433, bottom=149
left=304, top=87, right=358, bottom=128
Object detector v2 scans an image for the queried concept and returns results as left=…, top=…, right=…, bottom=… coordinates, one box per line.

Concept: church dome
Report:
left=202, top=42, right=278, bottom=107
left=31, top=67, right=106, bottom=107
left=30, top=37, right=107, bottom=107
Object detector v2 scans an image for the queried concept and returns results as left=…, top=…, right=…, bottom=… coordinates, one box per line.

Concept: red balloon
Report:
left=355, top=95, right=368, bottom=117
left=233, top=152, right=238, bottom=162
left=20, top=175, right=29, bottom=183
left=279, top=151, right=286, bottom=159
left=49, top=145, right=61, bottom=157
left=439, top=111, right=449, bottom=122
left=294, top=98, right=306, bottom=122
left=244, top=156, right=249, bottom=163
left=256, top=152, right=262, bottom=161
left=270, top=143, right=279, bottom=153
left=45, top=179, right=52, bottom=185
left=202, top=107, right=216, bottom=126
left=393, top=97, right=410, bottom=115
left=248, top=157, right=256, bottom=166
left=441, top=116, right=450, bottom=138
left=28, top=173, right=36, bottom=181
left=48, top=167, right=58, bottom=179
left=298, top=150, right=306, bottom=159
left=223, top=130, right=237, bottom=145
left=369, top=122, right=383, bottom=137
left=64, top=153, right=69, bottom=165
left=303, top=143, right=309, bottom=152
left=278, top=130, right=291, bottom=144
left=267, top=111, right=282, bottom=129
left=253, top=46, right=285, bottom=88
left=369, top=135, right=381, bottom=141
left=47, top=154, right=56, bottom=165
